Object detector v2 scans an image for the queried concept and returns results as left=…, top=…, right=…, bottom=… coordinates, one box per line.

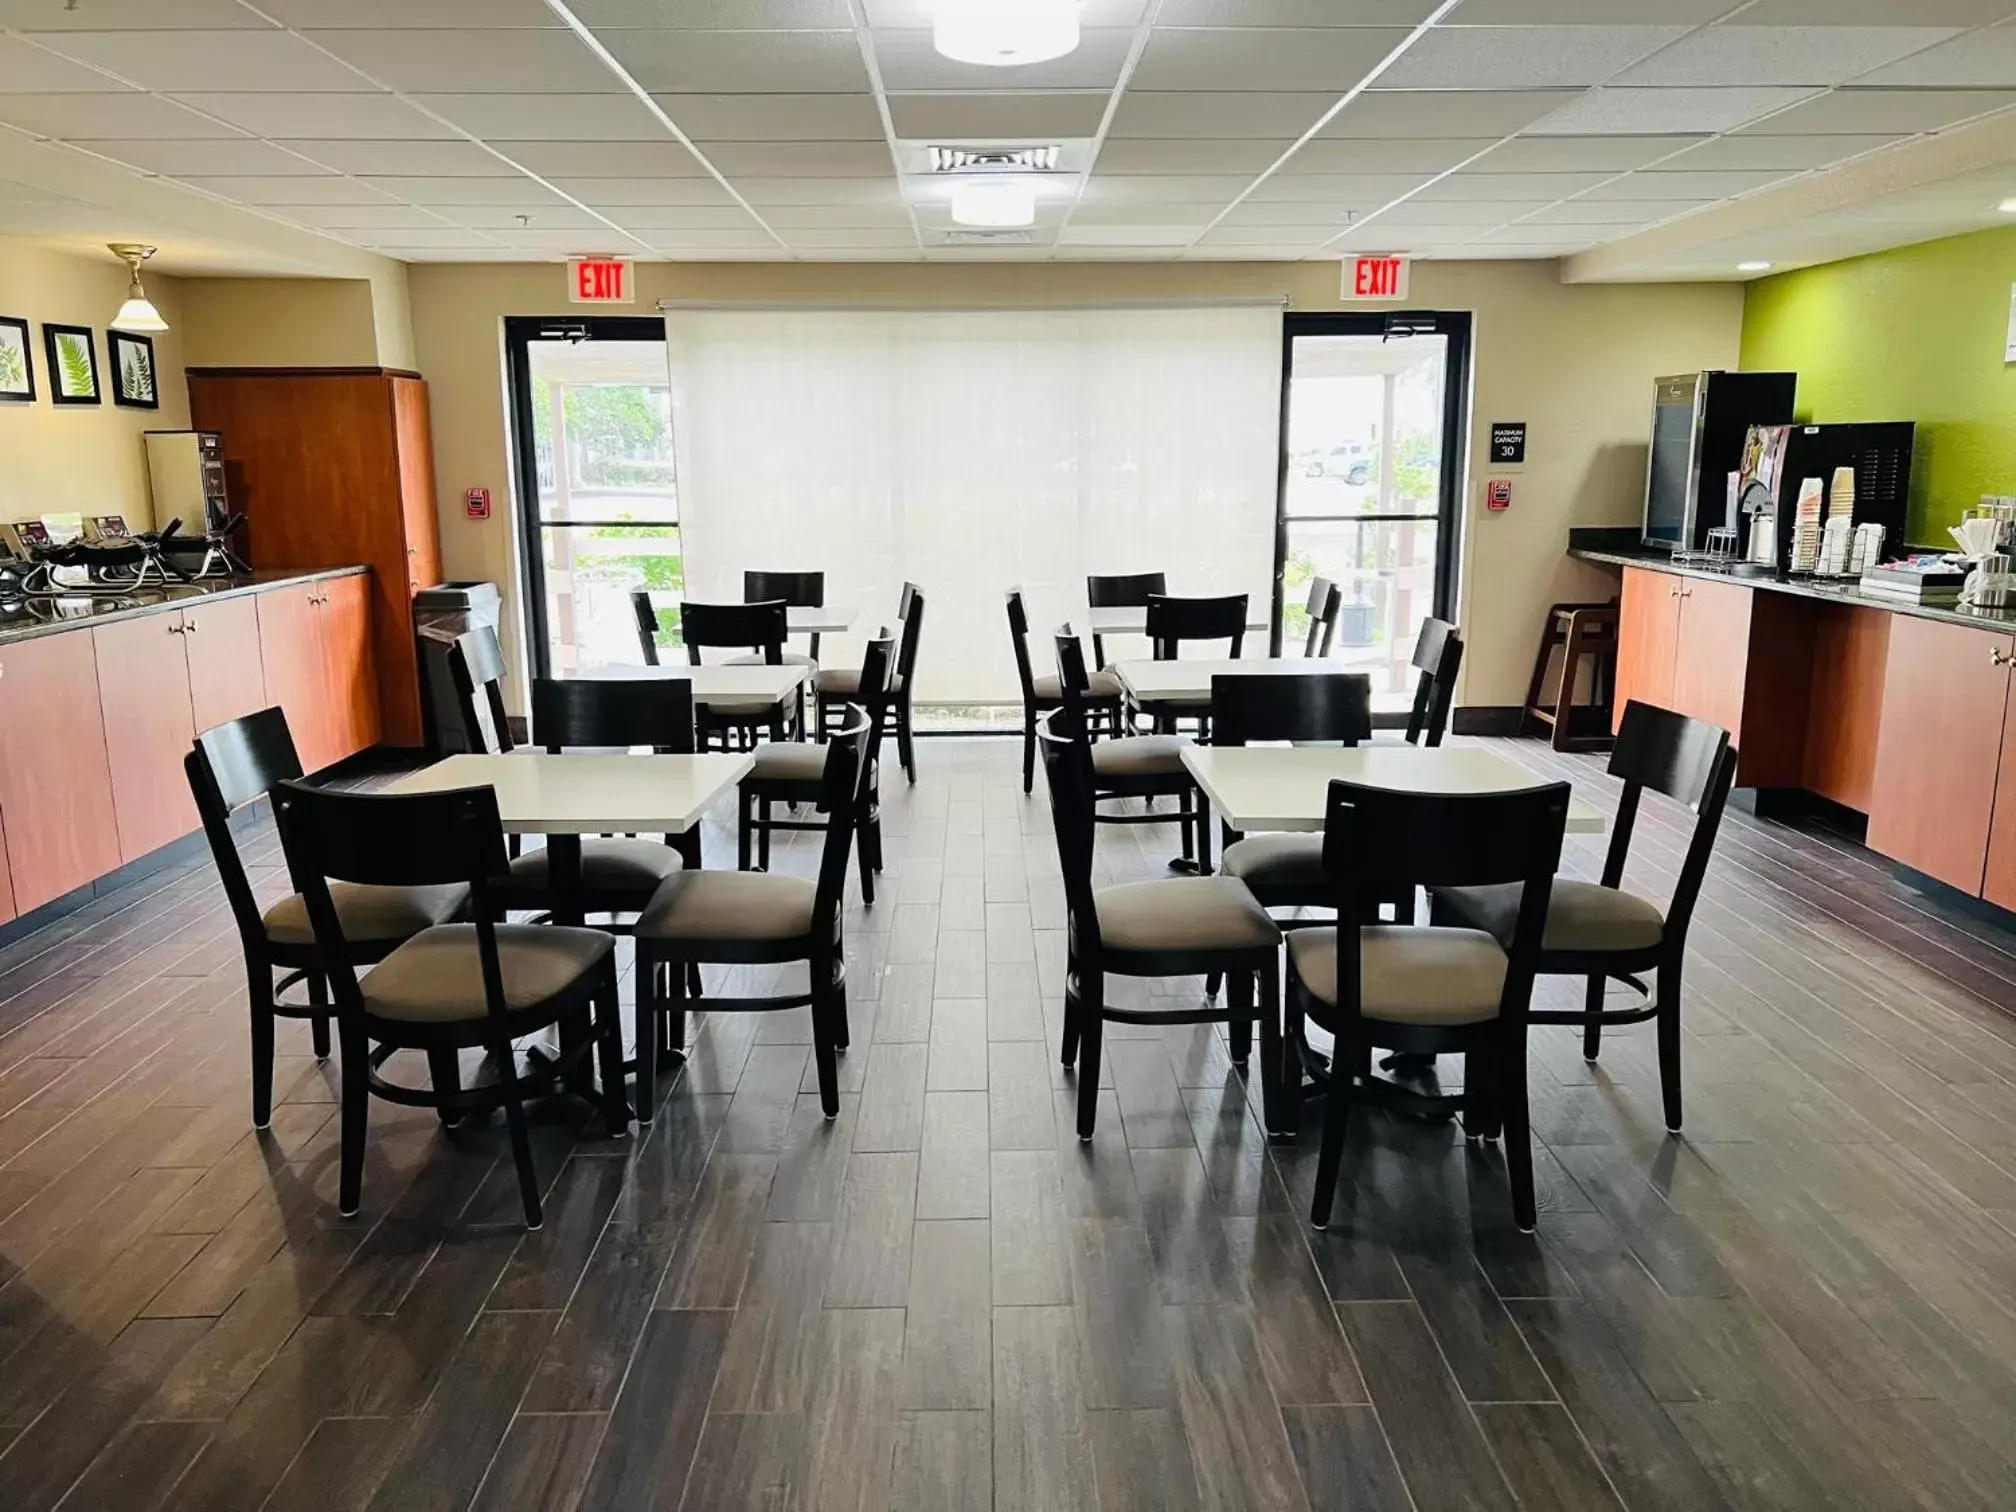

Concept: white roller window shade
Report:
left=666, top=304, right=1283, bottom=704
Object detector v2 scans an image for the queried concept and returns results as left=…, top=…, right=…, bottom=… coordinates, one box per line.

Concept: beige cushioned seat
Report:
left=360, top=923, right=613, bottom=1022
left=1436, top=879, right=1664, bottom=955
left=1094, top=877, right=1280, bottom=955
left=746, top=741, right=827, bottom=783
left=815, top=666, right=903, bottom=696
left=507, top=837, right=683, bottom=895
left=637, top=869, right=817, bottom=944
left=1031, top=669, right=1122, bottom=702
left=263, top=882, right=469, bottom=948
left=1091, top=734, right=1188, bottom=779
left=1288, top=926, right=1507, bottom=1025
left=1220, top=833, right=1326, bottom=892
left=699, top=696, right=782, bottom=718
left=726, top=651, right=817, bottom=668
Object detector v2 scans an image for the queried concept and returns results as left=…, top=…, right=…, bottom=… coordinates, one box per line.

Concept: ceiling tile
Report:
left=286, top=140, right=524, bottom=177
left=0, top=0, right=269, bottom=28
left=1417, top=171, right=1614, bottom=200
left=1193, top=225, right=1326, bottom=245
left=871, top=28, right=1136, bottom=91
left=606, top=205, right=774, bottom=229
left=0, top=35, right=135, bottom=92
left=864, top=0, right=1145, bottom=23
left=441, top=204, right=612, bottom=230
left=1337, top=223, right=1484, bottom=243
left=301, top=29, right=617, bottom=94
left=1521, top=198, right=1711, bottom=223
left=1527, top=87, right=1823, bottom=135
left=1657, top=132, right=1904, bottom=170
left=1381, top=26, right=1688, bottom=90
left=887, top=92, right=1110, bottom=139
left=783, top=229, right=922, bottom=249
left=601, top=30, right=870, bottom=93
left=736, top=177, right=904, bottom=206
left=181, top=175, right=401, bottom=205
left=1287, top=137, right=1497, bottom=173
left=487, top=226, right=655, bottom=250
left=0, top=92, right=245, bottom=139
left=1854, top=26, right=2016, bottom=87
left=1110, top=92, right=1334, bottom=138
left=1734, top=0, right=2016, bottom=22
left=1068, top=201, right=1224, bottom=224
left=1735, top=87, right=2016, bottom=133
left=1466, top=134, right=1705, bottom=172
left=505, top=140, right=710, bottom=177
left=1326, top=91, right=1582, bottom=138
left=1058, top=225, right=1203, bottom=248
left=761, top=204, right=916, bottom=227
left=258, top=0, right=563, bottom=24
left=548, top=178, right=741, bottom=208
left=1581, top=168, right=1798, bottom=198
left=1617, top=26, right=1964, bottom=87
left=1451, top=1, right=1733, bottom=22
left=363, top=175, right=572, bottom=206
left=347, top=228, right=506, bottom=248
left=1485, top=222, right=1635, bottom=243
left=179, top=92, right=460, bottom=139
left=1218, top=201, right=1391, bottom=227
left=576, top=0, right=856, bottom=23
left=1129, top=28, right=1411, bottom=93
left=660, top=93, right=885, bottom=140
left=264, top=203, right=456, bottom=228
left=85, top=138, right=329, bottom=177
left=29, top=30, right=376, bottom=92
left=1080, top=174, right=1252, bottom=202
left=1246, top=172, right=1436, bottom=203
left=417, top=93, right=669, bottom=141
left=701, top=141, right=894, bottom=176
left=1095, top=138, right=1294, bottom=173
left=1156, top=0, right=1444, bottom=21
left=1371, top=199, right=1546, bottom=225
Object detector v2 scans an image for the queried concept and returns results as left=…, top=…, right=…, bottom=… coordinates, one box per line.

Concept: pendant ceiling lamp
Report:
left=933, top=0, right=1080, bottom=68
left=108, top=243, right=168, bottom=332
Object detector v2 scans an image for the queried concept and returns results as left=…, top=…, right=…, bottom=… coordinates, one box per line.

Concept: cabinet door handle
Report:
left=1994, top=648, right=2011, bottom=668
left=168, top=622, right=186, bottom=635
left=187, top=619, right=199, bottom=633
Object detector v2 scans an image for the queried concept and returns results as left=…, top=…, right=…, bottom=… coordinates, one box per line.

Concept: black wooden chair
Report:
left=1432, top=701, right=1736, bottom=1134
left=1301, top=576, right=1343, bottom=658
left=818, top=582, right=923, bottom=784
left=1391, top=617, right=1463, bottom=746
left=1138, top=592, right=1250, bottom=738
left=1293, top=778, right=1569, bottom=1233
left=633, top=711, right=872, bottom=1121
left=270, top=779, right=629, bottom=1229
left=187, top=707, right=471, bottom=1131
left=1086, top=570, right=1166, bottom=670
left=678, top=598, right=798, bottom=749
left=1037, top=709, right=1288, bottom=1140
left=742, top=569, right=826, bottom=664
left=1056, top=627, right=1212, bottom=872
left=740, top=630, right=894, bottom=906
left=1008, top=587, right=1120, bottom=792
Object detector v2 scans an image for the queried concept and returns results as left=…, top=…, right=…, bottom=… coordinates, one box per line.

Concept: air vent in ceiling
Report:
left=938, top=229, right=1035, bottom=245
left=928, top=145, right=1060, bottom=174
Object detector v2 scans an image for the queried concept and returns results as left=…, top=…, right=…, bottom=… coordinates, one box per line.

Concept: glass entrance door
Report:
left=505, top=315, right=681, bottom=678
left=1277, top=312, right=1469, bottom=713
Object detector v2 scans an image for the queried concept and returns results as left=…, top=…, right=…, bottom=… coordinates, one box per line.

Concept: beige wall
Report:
left=0, top=238, right=191, bottom=530
left=177, top=261, right=416, bottom=371
left=408, top=259, right=1742, bottom=712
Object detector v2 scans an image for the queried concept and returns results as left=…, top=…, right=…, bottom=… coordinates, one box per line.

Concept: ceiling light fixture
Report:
left=1999, top=198, right=2016, bottom=213
left=933, top=0, right=1080, bottom=68
left=950, top=178, right=1037, bottom=229
left=108, top=244, right=168, bottom=332
left=1737, top=260, right=1773, bottom=273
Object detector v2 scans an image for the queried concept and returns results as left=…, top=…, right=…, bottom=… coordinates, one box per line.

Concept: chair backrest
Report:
left=1403, top=617, right=1463, bottom=746
left=1144, top=593, right=1248, bottom=660
left=855, top=630, right=898, bottom=769
left=447, top=625, right=515, bottom=754
left=1005, top=587, right=1039, bottom=701
left=1211, top=673, right=1371, bottom=747
left=1605, top=701, right=1737, bottom=939
left=1319, top=778, right=1570, bottom=1020
left=744, top=570, right=824, bottom=609
left=186, top=706, right=306, bottom=950
left=270, top=779, right=514, bottom=1021
left=1087, top=571, right=1166, bottom=609
left=811, top=708, right=873, bottom=930
left=1052, top=624, right=1096, bottom=718
left=632, top=591, right=663, bottom=667
left=894, top=584, right=925, bottom=685
left=530, top=676, right=696, bottom=755
left=1034, top=707, right=1103, bottom=953
left=680, top=599, right=788, bottom=666
left=1302, top=577, right=1341, bottom=658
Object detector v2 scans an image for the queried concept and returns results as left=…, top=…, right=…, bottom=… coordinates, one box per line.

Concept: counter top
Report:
left=0, top=565, right=369, bottom=650
left=1570, top=546, right=2016, bottom=635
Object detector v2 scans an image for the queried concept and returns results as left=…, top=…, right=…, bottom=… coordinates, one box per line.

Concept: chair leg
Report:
left=759, top=797, right=774, bottom=871
left=1583, top=974, right=1605, bottom=1061
left=1022, top=714, right=1037, bottom=794
left=592, top=962, right=629, bottom=1139
left=830, top=942, right=851, bottom=1052
left=666, top=953, right=690, bottom=1066
left=898, top=698, right=917, bottom=784
left=1204, top=971, right=1222, bottom=999
left=496, top=1040, right=545, bottom=1230
left=1061, top=951, right=1082, bottom=1067
left=1501, top=1026, right=1537, bottom=1233
left=1309, top=1033, right=1355, bottom=1230
left=812, top=955, right=842, bottom=1119
left=687, top=961, right=704, bottom=1001
left=306, top=971, right=331, bottom=1060
left=1463, top=1048, right=1501, bottom=1142
left=337, top=1024, right=369, bottom=1218
left=426, top=1047, right=462, bottom=1129
left=1257, top=964, right=1290, bottom=1139
left=1225, top=970, right=1252, bottom=1069
left=635, top=948, right=659, bottom=1124
left=738, top=789, right=754, bottom=872
left=248, top=963, right=277, bottom=1130
left=1196, top=791, right=1214, bottom=874
left=1657, top=959, right=1683, bottom=1134
left=1075, top=973, right=1104, bottom=1142
left=857, top=816, right=876, bottom=907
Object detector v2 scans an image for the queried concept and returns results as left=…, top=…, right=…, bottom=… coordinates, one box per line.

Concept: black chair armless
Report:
left=1086, top=570, right=1166, bottom=670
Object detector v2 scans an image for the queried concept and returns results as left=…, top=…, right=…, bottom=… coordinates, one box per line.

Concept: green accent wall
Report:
left=1740, top=223, right=2016, bottom=545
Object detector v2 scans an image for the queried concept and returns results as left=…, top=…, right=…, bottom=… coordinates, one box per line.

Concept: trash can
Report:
left=414, top=581, right=502, bottom=757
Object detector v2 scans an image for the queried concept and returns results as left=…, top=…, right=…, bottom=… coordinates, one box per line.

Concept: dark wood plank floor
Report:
left=1, top=734, right=2014, bottom=1511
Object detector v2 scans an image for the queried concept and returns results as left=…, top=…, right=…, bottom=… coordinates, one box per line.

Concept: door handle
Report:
left=1993, top=647, right=2011, bottom=668
left=168, top=622, right=186, bottom=635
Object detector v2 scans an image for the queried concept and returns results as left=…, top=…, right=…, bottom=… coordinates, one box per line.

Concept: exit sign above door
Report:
left=568, top=257, right=633, bottom=305
left=1342, top=255, right=1410, bottom=302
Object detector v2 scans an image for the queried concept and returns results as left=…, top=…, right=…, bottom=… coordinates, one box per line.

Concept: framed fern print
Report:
left=110, top=331, right=159, bottom=410
left=0, top=317, right=32, bottom=403
left=44, top=324, right=100, bottom=406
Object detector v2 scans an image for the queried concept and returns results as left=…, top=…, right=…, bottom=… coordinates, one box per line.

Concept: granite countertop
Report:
left=1569, top=543, right=2016, bottom=635
left=0, top=564, right=368, bottom=649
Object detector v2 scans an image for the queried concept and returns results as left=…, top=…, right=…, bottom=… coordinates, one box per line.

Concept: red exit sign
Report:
left=569, top=256, right=632, bottom=305
left=1343, top=254, right=1410, bottom=302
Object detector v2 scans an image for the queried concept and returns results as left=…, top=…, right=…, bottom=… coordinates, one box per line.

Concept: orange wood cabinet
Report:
left=0, top=632, right=123, bottom=913
left=188, top=368, right=441, bottom=748
left=1668, top=576, right=1753, bottom=739
left=258, top=575, right=380, bottom=775
left=319, top=572, right=381, bottom=763
left=93, top=613, right=200, bottom=865
left=1613, top=566, right=1680, bottom=731
left=183, top=592, right=268, bottom=733
left=1984, top=685, right=2016, bottom=913
left=1802, top=604, right=1890, bottom=814
left=0, top=807, right=14, bottom=926
left=1866, top=615, right=2015, bottom=896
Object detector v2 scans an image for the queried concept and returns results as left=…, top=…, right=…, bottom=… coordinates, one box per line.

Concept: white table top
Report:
left=789, top=605, right=857, bottom=634
left=1113, top=657, right=1358, bottom=704
left=384, top=752, right=753, bottom=834
left=1181, top=744, right=1606, bottom=835
left=573, top=662, right=807, bottom=702
left=1088, top=606, right=1271, bottom=638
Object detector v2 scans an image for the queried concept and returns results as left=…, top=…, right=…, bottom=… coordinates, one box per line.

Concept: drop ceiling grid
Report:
left=0, top=0, right=2010, bottom=263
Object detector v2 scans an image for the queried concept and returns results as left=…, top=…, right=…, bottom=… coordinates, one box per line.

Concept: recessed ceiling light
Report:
left=950, top=178, right=1037, bottom=229
left=933, top=0, right=1080, bottom=68
left=1998, top=198, right=2016, bottom=213
left=1737, top=261, right=1772, bottom=272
